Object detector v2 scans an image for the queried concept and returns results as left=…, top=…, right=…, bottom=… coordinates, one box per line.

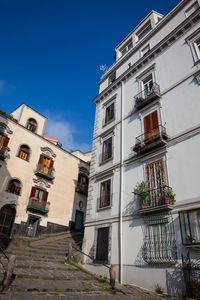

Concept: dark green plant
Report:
left=134, top=181, right=148, bottom=201
left=164, top=188, right=176, bottom=204
left=155, top=284, right=163, bottom=294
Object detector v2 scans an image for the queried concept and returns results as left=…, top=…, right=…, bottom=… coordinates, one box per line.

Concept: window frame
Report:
left=99, top=179, right=112, bottom=209
left=136, top=20, right=152, bottom=42
left=7, top=179, right=22, bottom=196
left=18, top=144, right=30, bottom=161
left=105, top=102, right=115, bottom=125
left=119, top=39, right=133, bottom=57
left=108, top=72, right=116, bottom=85
left=179, top=209, right=200, bottom=246
left=96, top=226, right=110, bottom=263
left=26, top=118, right=37, bottom=133
left=102, top=136, right=113, bottom=163
left=185, top=1, right=199, bottom=18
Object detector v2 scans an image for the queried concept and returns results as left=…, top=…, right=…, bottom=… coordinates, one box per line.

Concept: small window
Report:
left=108, top=72, right=116, bottom=85
left=120, top=40, right=133, bottom=57
left=100, top=179, right=111, bottom=208
left=96, top=227, right=109, bottom=262
left=30, top=186, right=48, bottom=203
left=194, top=37, right=200, bottom=60
left=136, top=21, right=152, bottom=41
left=18, top=145, right=30, bottom=161
left=77, top=173, right=88, bottom=192
left=27, top=118, right=37, bottom=132
left=141, top=44, right=150, bottom=57
left=37, top=154, right=54, bottom=175
left=179, top=209, right=200, bottom=245
left=102, top=137, right=112, bottom=161
left=105, top=103, right=114, bottom=124
left=7, top=179, right=21, bottom=195
left=142, top=74, right=154, bottom=96
left=185, top=2, right=199, bottom=18
left=0, top=133, right=10, bottom=155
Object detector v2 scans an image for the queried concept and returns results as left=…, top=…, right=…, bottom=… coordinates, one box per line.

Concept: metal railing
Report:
left=134, top=82, right=160, bottom=104
left=35, top=164, right=54, bottom=177
left=28, top=197, right=49, bottom=211
left=134, top=125, right=168, bottom=148
left=139, top=185, right=174, bottom=209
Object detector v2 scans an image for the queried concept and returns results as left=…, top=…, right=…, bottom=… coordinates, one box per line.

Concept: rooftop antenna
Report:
left=100, top=64, right=108, bottom=74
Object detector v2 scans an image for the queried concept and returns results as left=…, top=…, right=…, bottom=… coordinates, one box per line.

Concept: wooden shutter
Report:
left=96, top=227, right=109, bottom=261
left=144, top=110, right=159, bottom=140
left=30, top=187, right=36, bottom=198
left=38, top=154, right=44, bottom=164
left=42, top=191, right=48, bottom=202
left=3, top=136, right=10, bottom=148
left=49, top=159, right=54, bottom=169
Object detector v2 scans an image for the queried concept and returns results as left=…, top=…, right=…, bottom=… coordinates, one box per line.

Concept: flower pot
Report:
left=165, top=197, right=170, bottom=204
left=141, top=203, right=147, bottom=209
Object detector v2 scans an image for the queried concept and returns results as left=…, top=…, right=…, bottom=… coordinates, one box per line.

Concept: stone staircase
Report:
left=0, top=232, right=112, bottom=298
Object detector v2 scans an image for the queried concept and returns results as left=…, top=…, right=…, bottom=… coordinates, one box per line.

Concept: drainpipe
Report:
left=119, top=80, right=124, bottom=284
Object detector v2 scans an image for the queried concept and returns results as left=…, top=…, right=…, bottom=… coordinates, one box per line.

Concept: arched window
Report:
left=7, top=179, right=21, bottom=195
left=18, top=145, right=30, bottom=161
left=26, top=118, right=37, bottom=132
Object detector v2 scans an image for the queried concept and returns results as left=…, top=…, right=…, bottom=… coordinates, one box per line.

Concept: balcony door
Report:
left=146, top=159, right=166, bottom=207
left=38, top=155, right=53, bottom=175
left=144, top=110, right=159, bottom=142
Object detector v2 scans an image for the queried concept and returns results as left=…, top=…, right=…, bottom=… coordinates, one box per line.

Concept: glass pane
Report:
left=161, top=224, right=168, bottom=258
left=180, top=212, right=191, bottom=244
left=188, top=210, right=200, bottom=243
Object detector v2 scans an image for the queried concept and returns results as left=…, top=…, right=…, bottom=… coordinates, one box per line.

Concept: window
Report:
left=185, top=2, right=199, bottom=18
left=144, top=110, right=159, bottom=142
left=143, top=219, right=177, bottom=264
left=179, top=209, right=200, bottom=245
left=102, top=137, right=112, bottom=161
left=141, top=44, right=150, bottom=57
left=18, top=145, right=30, bottom=161
left=136, top=21, right=152, bottom=41
left=27, top=118, right=37, bottom=132
left=142, top=74, right=154, bottom=97
left=77, top=173, right=88, bottom=193
left=108, top=72, right=116, bottom=85
left=105, top=103, right=114, bottom=124
left=37, top=154, right=54, bottom=175
left=100, top=179, right=111, bottom=208
left=194, top=37, right=200, bottom=60
left=7, top=179, right=21, bottom=195
left=30, top=186, right=48, bottom=203
left=120, top=40, right=133, bottom=57
left=146, top=159, right=166, bottom=207
left=0, top=133, right=9, bottom=155
left=96, top=227, right=109, bottom=262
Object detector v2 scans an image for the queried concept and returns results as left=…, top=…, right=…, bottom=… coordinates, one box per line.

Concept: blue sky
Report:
left=0, top=0, right=178, bottom=152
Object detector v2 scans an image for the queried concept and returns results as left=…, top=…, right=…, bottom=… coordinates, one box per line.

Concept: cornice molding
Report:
left=33, top=178, right=51, bottom=188
left=93, top=7, right=200, bottom=104
left=0, top=122, right=13, bottom=134
left=40, top=147, right=56, bottom=158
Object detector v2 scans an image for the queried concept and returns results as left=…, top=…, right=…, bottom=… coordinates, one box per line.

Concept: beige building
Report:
left=0, top=103, right=91, bottom=237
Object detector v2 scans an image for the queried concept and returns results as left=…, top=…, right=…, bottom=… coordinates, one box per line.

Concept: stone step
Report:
left=9, top=277, right=107, bottom=293
left=6, top=248, right=68, bottom=256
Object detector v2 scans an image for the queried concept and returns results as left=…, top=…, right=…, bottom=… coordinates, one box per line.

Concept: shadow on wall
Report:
left=166, top=265, right=185, bottom=297
left=0, top=117, right=18, bottom=250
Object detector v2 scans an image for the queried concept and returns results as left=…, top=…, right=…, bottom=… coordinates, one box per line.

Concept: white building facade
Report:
left=84, top=0, right=200, bottom=296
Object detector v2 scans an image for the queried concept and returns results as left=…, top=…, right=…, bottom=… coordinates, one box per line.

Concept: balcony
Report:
left=134, top=83, right=160, bottom=110
left=138, top=186, right=175, bottom=215
left=76, top=182, right=88, bottom=195
left=34, top=164, right=54, bottom=180
left=133, top=125, right=168, bottom=154
left=26, top=197, right=49, bottom=214
left=0, top=146, right=9, bottom=161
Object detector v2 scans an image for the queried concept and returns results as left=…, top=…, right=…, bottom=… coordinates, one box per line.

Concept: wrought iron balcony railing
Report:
left=34, top=164, right=55, bottom=180
left=133, top=125, right=168, bottom=154
left=0, top=146, right=9, bottom=160
left=138, top=185, right=175, bottom=213
left=26, top=197, right=49, bottom=214
left=76, top=182, right=88, bottom=195
left=134, top=83, right=160, bottom=109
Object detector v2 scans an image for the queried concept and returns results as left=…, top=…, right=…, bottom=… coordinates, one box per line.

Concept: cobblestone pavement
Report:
left=0, top=234, right=177, bottom=299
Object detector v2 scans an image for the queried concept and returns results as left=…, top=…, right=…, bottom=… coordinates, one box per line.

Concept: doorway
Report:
left=0, top=205, right=16, bottom=237
left=74, top=210, right=84, bottom=231
left=26, top=216, right=40, bottom=237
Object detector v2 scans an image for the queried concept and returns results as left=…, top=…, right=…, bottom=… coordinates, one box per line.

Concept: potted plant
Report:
left=164, top=187, right=176, bottom=205
left=134, top=181, right=148, bottom=209
left=133, top=142, right=141, bottom=152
